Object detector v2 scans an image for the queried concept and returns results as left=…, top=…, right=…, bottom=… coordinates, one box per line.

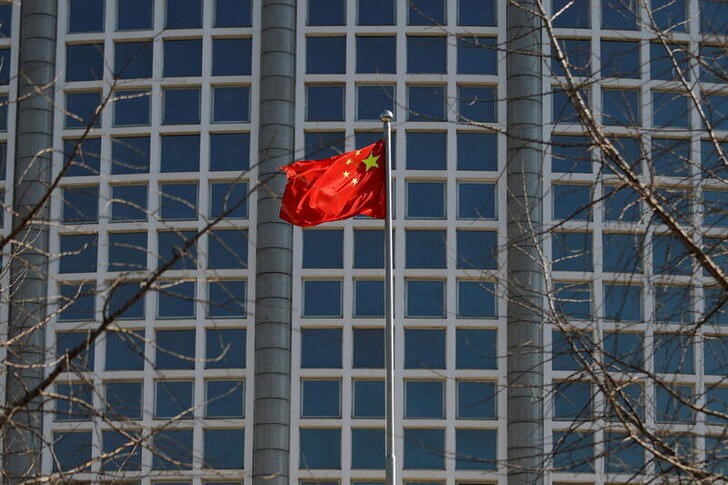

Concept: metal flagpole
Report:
left=380, top=110, right=396, bottom=485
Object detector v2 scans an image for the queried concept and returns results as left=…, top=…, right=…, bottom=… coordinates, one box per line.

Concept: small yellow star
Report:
left=343, top=170, right=350, bottom=178
left=355, top=150, right=361, bottom=156
left=352, top=177, right=359, bottom=185
left=346, top=158, right=353, bottom=165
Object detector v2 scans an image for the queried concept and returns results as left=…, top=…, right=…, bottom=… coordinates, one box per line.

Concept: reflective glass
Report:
left=303, top=280, right=342, bottom=317
left=59, top=234, right=97, bottom=273
left=102, top=430, right=142, bottom=471
left=552, top=88, right=588, bottom=125
left=307, top=37, right=346, bottom=74
left=458, top=86, right=497, bottom=122
left=653, top=91, right=690, bottom=128
left=55, top=382, right=93, bottom=421
left=553, top=0, right=589, bottom=27
left=551, top=231, right=593, bottom=271
left=66, top=44, right=104, bottom=81
left=651, top=42, right=690, bottom=81
left=407, top=181, right=445, bottom=219
left=111, top=136, right=150, bottom=174
left=62, top=186, right=99, bottom=223
left=206, top=328, right=246, bottom=369
left=353, top=380, right=384, bottom=417
left=206, top=379, right=244, bottom=418
left=552, top=330, right=593, bottom=371
left=656, top=384, right=694, bottom=423
left=602, top=0, right=638, bottom=29
left=161, top=134, right=200, bottom=172
left=111, top=184, right=147, bottom=221
left=155, top=380, right=193, bottom=419
left=603, top=332, right=643, bottom=371
left=703, top=190, right=728, bottom=227
left=406, top=381, right=444, bottom=418
left=458, top=281, right=496, bottom=318
left=114, top=90, right=150, bottom=126
left=215, top=0, right=251, bottom=27
left=456, top=329, right=497, bottom=369
left=105, top=330, right=145, bottom=370
left=552, top=38, right=590, bottom=77
left=553, top=381, right=591, bottom=420
left=208, top=230, right=248, bottom=269
left=458, top=36, right=497, bottom=75
left=458, top=182, right=496, bottom=219
left=210, top=181, right=248, bottom=218
left=405, top=230, right=446, bottom=268
left=654, top=333, right=694, bottom=374
left=204, top=429, right=244, bottom=469
left=166, top=0, right=201, bottom=28
left=603, top=283, right=642, bottom=321
left=358, top=0, right=395, bottom=25
left=405, top=329, right=445, bottom=369
left=152, top=430, right=193, bottom=470
left=302, top=380, right=340, bottom=417
left=164, top=88, right=200, bottom=124
left=0, top=4, right=9, bottom=37
left=107, top=281, right=145, bottom=319
left=304, top=131, right=345, bottom=159
left=600, top=40, right=640, bottom=78
left=301, top=328, right=342, bottom=368
left=602, top=88, right=640, bottom=126
left=456, top=230, right=497, bottom=270
left=455, top=429, right=497, bottom=470
left=651, top=0, right=686, bottom=30
left=300, top=428, right=341, bottom=469
left=407, top=36, right=446, bottom=73
left=603, top=233, right=643, bottom=273
left=655, top=285, right=693, bottom=323
left=357, top=36, right=396, bottom=73
left=408, top=85, right=445, bottom=121
left=604, top=185, right=640, bottom=222
left=58, top=282, right=95, bottom=321
left=308, top=0, right=345, bottom=25
left=457, top=381, right=496, bottom=419
left=208, top=280, right=246, bottom=318
left=353, top=328, right=384, bottom=368
left=354, top=229, right=384, bottom=268
left=407, top=132, right=446, bottom=169
left=552, top=431, right=594, bottom=472
left=53, top=432, right=92, bottom=472
left=164, top=39, right=202, bottom=77
left=354, top=280, right=384, bottom=317
left=210, top=133, right=250, bottom=171
left=700, top=0, right=728, bottom=34
left=404, top=429, right=444, bottom=469
left=105, top=381, right=143, bottom=419
left=458, top=0, right=496, bottom=26
left=653, top=234, right=691, bottom=275
left=706, top=386, right=728, bottom=423
left=212, top=38, right=252, bottom=76
left=605, top=432, right=644, bottom=473
left=56, top=331, right=94, bottom=372
left=108, top=231, right=147, bottom=272
left=118, top=0, right=153, bottom=30
left=66, top=91, right=101, bottom=128
left=352, top=428, right=384, bottom=469
left=358, top=85, right=395, bottom=120
left=704, top=336, right=728, bottom=376
left=158, top=280, right=195, bottom=318
left=651, top=137, right=690, bottom=176
left=155, top=329, right=195, bottom=370
left=63, top=138, right=101, bottom=176
left=303, top=230, right=343, bottom=268
left=307, top=85, right=343, bottom=121
left=114, top=41, right=153, bottom=79
left=160, top=183, right=198, bottom=220
left=409, top=0, right=444, bottom=25
left=554, top=282, right=591, bottom=319
left=457, top=132, right=497, bottom=170
left=406, top=280, right=444, bottom=317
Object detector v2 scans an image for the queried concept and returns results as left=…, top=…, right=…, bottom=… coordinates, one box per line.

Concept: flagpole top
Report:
left=380, top=110, right=394, bottom=122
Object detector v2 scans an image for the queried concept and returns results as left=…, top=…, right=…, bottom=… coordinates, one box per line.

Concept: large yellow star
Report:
left=361, top=152, right=380, bottom=171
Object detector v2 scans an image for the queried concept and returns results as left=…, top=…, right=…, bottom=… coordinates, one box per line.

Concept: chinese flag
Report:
left=279, top=140, right=386, bottom=226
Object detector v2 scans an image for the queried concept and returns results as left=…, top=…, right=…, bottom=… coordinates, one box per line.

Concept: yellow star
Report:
left=352, top=177, right=359, bottom=185
left=346, top=158, right=353, bottom=165
left=361, top=152, right=380, bottom=171
left=355, top=150, right=361, bottom=156
left=343, top=170, right=350, bottom=178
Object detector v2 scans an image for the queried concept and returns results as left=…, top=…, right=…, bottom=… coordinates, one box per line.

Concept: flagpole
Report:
left=381, top=109, right=396, bottom=485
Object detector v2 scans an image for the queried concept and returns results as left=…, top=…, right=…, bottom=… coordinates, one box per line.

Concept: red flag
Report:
left=279, top=140, right=386, bottom=226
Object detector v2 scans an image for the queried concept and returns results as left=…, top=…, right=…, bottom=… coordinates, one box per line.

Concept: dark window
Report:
left=107, top=281, right=145, bottom=319
left=551, top=135, right=592, bottom=173
left=603, top=233, right=643, bottom=273
left=405, top=328, right=445, bottom=369
left=352, top=428, right=385, bottom=469
left=700, top=44, right=728, bottom=83
left=308, top=0, right=345, bottom=25
left=358, top=85, right=394, bottom=120
left=552, top=330, right=593, bottom=371
left=212, top=38, right=252, bottom=76
left=553, top=0, right=590, bottom=27
left=307, top=85, right=344, bottom=121
left=206, top=379, right=244, bottom=418
left=601, top=40, right=640, bottom=79
left=651, top=42, right=690, bottom=81
left=102, top=430, right=142, bottom=471
left=118, top=0, right=153, bottom=30
left=705, top=335, right=728, bottom=376
left=602, top=88, right=640, bottom=126
left=212, top=86, right=250, bottom=122
left=552, top=38, right=591, bottom=77
left=208, top=280, right=246, bottom=318
left=704, top=93, right=728, bottom=130
left=55, top=382, right=93, bottom=421
left=59, top=234, right=97, bottom=273
left=303, top=230, right=343, bottom=268
left=111, top=184, right=147, bottom=222
left=553, top=183, right=592, bottom=221
left=702, top=139, right=728, bottom=179
left=409, top=0, right=444, bottom=25
left=406, top=230, right=445, bottom=268
left=108, top=231, right=147, bottom=271
left=456, top=328, right=497, bottom=369
left=62, top=186, right=99, bottom=223
left=404, top=428, right=444, bottom=469
left=210, top=133, right=250, bottom=171
left=307, top=36, right=346, bottom=74
left=553, top=431, right=595, bottom=472
left=656, top=384, right=694, bottom=423
left=215, top=0, right=251, bottom=27
left=408, top=36, right=446, bottom=73
left=655, top=333, right=694, bottom=374
left=301, top=328, right=342, bottom=368
left=302, top=379, right=341, bottom=417
left=555, top=282, right=591, bottom=320
left=603, top=331, right=643, bottom=371
left=114, top=90, right=150, bottom=126
left=206, top=328, right=246, bottom=369
left=458, top=182, right=496, bottom=219
left=652, top=0, right=686, bottom=31
left=651, top=138, right=690, bottom=176
left=208, top=229, right=247, bottom=269
left=602, top=0, right=638, bottom=30
left=105, top=330, right=145, bottom=370
left=152, top=430, right=193, bottom=470
left=300, top=429, right=341, bottom=469
left=353, top=380, right=384, bottom=417
left=0, top=48, right=8, bottom=85
left=157, top=230, right=197, bottom=270
left=406, top=280, right=445, bottom=317
left=358, top=0, right=395, bottom=25
left=653, top=234, right=691, bottom=275
left=354, top=229, right=384, bottom=268
left=604, top=283, right=642, bottom=321
left=552, top=231, right=593, bottom=271
left=114, top=41, right=153, bottom=79
left=161, top=134, right=200, bottom=172
left=66, top=91, right=101, bottom=128
left=58, top=282, right=95, bottom=321
left=166, top=0, right=201, bottom=28
left=353, top=328, right=384, bottom=368
left=408, top=85, right=445, bottom=121
left=69, top=0, right=104, bottom=32
left=56, top=331, right=95, bottom=372
left=303, top=280, right=342, bottom=317
left=653, top=91, right=690, bottom=128
left=66, top=44, right=104, bottom=82
left=457, top=132, right=498, bottom=171
left=407, top=181, right=445, bottom=219
left=304, top=131, right=345, bottom=159
left=458, top=280, right=496, bottom=318
left=458, top=36, right=497, bottom=75
left=407, top=131, right=446, bottom=169
left=354, top=280, right=384, bottom=318
left=164, top=88, right=200, bottom=124
left=160, top=183, right=198, bottom=220
left=204, top=429, right=245, bottom=469
left=604, top=185, right=640, bottom=222
left=552, top=88, right=588, bottom=125
left=155, top=379, right=193, bottom=419
left=655, top=285, right=693, bottom=323
left=456, top=429, right=497, bottom=470
left=457, top=381, right=496, bottom=418
left=111, top=136, right=149, bottom=174
left=164, top=39, right=202, bottom=77
left=704, top=190, right=728, bottom=227
left=553, top=381, right=592, bottom=420
left=706, top=386, right=728, bottom=423
left=0, top=4, right=10, bottom=37
left=53, top=432, right=92, bottom=472
left=156, top=329, right=195, bottom=370
left=357, top=36, right=396, bottom=73
left=105, top=381, right=143, bottom=419
left=458, top=0, right=496, bottom=26
left=700, top=0, right=728, bottom=35
left=158, top=280, right=195, bottom=318
left=458, top=86, right=497, bottom=122
left=210, top=181, right=248, bottom=218
left=457, top=230, right=497, bottom=270
left=406, top=380, right=443, bottom=418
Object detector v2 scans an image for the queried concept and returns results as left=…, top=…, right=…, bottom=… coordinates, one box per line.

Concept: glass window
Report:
left=653, top=91, right=690, bottom=128
left=158, top=280, right=195, bottom=318
left=653, top=234, right=691, bottom=275
left=406, top=280, right=444, bottom=317
left=164, top=39, right=202, bottom=77
left=456, top=329, right=497, bottom=369
left=114, top=41, right=153, bottom=79
left=406, top=230, right=446, bottom=268
left=208, top=280, right=246, bottom=317
left=62, top=186, right=99, bottom=223
left=551, top=231, right=593, bottom=272
left=208, top=230, right=248, bottom=269
left=706, top=386, right=728, bottom=424
left=59, top=234, right=97, bottom=273
left=303, top=280, right=342, bottom=317
left=166, top=0, right=201, bottom=28
left=152, top=429, right=193, bottom=470
left=701, top=139, right=728, bottom=179
left=458, top=0, right=496, bottom=26
left=118, top=0, right=153, bottom=30
left=604, top=185, right=640, bottom=222
left=656, top=384, right=694, bottom=423
left=55, top=382, right=93, bottom=421
left=155, top=329, right=195, bottom=370
left=359, top=0, right=395, bottom=25
left=0, top=48, right=8, bottom=85
left=56, top=331, right=94, bottom=372
left=406, top=380, right=444, bottom=418
left=602, top=88, right=640, bottom=126
left=302, top=380, right=340, bottom=417
left=655, top=285, right=692, bottom=323
left=553, top=381, right=592, bottom=420
left=301, top=328, right=342, bottom=368
left=404, top=428, right=444, bottom=469
left=307, top=85, right=343, bottom=121
left=114, top=90, right=150, bottom=126
left=408, top=36, right=446, bottom=73
left=603, top=233, right=643, bottom=273
left=111, top=184, right=147, bottom=221
left=155, top=380, right=193, bottom=419
left=53, top=431, right=92, bottom=472
left=308, top=0, right=345, bottom=25
left=407, top=181, right=445, bottom=219
left=161, top=134, right=200, bottom=172
left=164, top=88, right=200, bottom=124
left=353, top=380, right=384, bottom=418
left=604, top=283, right=642, bottom=321
left=353, top=328, right=384, bottom=368
left=552, top=330, right=593, bottom=371
left=405, top=328, right=445, bottom=369
left=307, top=36, right=346, bottom=74
left=357, top=36, right=396, bottom=73
left=408, top=85, right=445, bottom=121
left=409, top=0, right=444, bottom=25
left=58, top=282, right=95, bottom=321
left=552, top=38, right=590, bottom=77
left=552, top=431, right=594, bottom=472
left=206, top=379, right=244, bottom=418
left=66, top=43, right=104, bottom=81
left=358, top=85, right=394, bottom=120
left=160, top=183, right=198, bottom=220
left=212, top=38, right=252, bottom=76
left=105, top=381, right=143, bottom=419
left=704, top=335, right=728, bottom=376
left=458, top=280, right=496, bottom=318
left=354, top=280, right=384, bottom=317
left=455, top=429, right=497, bottom=470
left=204, top=429, right=244, bottom=469
left=700, top=44, right=728, bottom=83
left=108, top=231, right=147, bottom=272
left=407, top=132, right=446, bottom=169
left=605, top=382, right=644, bottom=421
left=704, top=189, right=728, bottom=228
left=215, top=0, right=251, bottom=27
left=210, top=133, right=250, bottom=171
left=63, top=138, right=101, bottom=177
left=602, top=0, right=638, bottom=29
left=304, top=131, right=345, bottom=159
left=458, top=36, right=497, bottom=75
left=601, top=40, right=640, bottom=79
left=605, top=432, right=644, bottom=474
left=654, top=333, right=694, bottom=374
left=554, top=282, right=591, bottom=319
left=651, top=42, right=690, bottom=81
left=609, top=136, right=643, bottom=174
left=102, top=430, right=142, bottom=472
left=603, top=331, right=643, bottom=371
left=111, top=136, right=149, bottom=174
left=456, top=230, right=497, bottom=270
left=105, top=330, right=144, bottom=370
left=458, top=381, right=496, bottom=419
left=66, top=91, right=101, bottom=128
left=700, top=0, right=728, bottom=34
left=107, top=281, right=145, bottom=320
left=0, top=4, right=10, bottom=37
left=552, top=88, right=588, bottom=125
left=652, top=0, right=686, bottom=30
left=705, top=287, right=728, bottom=326
left=300, top=428, right=341, bottom=469
left=210, top=181, right=248, bottom=218
left=553, top=0, right=589, bottom=27
left=352, top=428, right=384, bottom=469
left=458, top=86, right=497, bottom=122
left=457, top=132, right=497, bottom=171
left=651, top=138, right=690, bottom=176
left=458, top=182, right=496, bottom=219
left=551, top=183, right=592, bottom=221
left=206, top=328, right=246, bottom=369
left=354, top=229, right=384, bottom=268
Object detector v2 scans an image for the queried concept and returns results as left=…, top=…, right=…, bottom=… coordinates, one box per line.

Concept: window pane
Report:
left=456, top=230, right=497, bottom=270
left=53, top=432, right=92, bottom=472
left=164, top=39, right=202, bottom=77
left=206, top=379, right=244, bottom=418
left=303, top=230, right=343, bottom=269
left=158, top=280, right=195, bottom=319
left=457, top=381, right=496, bottom=419
left=215, top=0, right=251, bottom=27
left=553, top=0, right=589, bottom=27
left=652, top=0, right=686, bottom=30
left=58, top=282, right=95, bottom=321
left=212, top=38, right=252, bottom=76
left=654, top=333, right=694, bottom=374
left=210, top=133, right=250, bottom=171
left=705, top=335, right=728, bottom=375
left=208, top=230, right=248, bottom=269
left=603, top=332, right=643, bottom=371
left=204, top=429, right=244, bottom=469
left=102, top=430, right=142, bottom=471
left=409, top=0, right=444, bottom=25
left=210, top=181, right=248, bottom=218
left=553, top=431, right=595, bottom=472
left=308, top=0, right=345, bottom=25
left=164, top=88, right=200, bottom=124
left=111, top=136, right=150, bottom=174
left=56, top=331, right=95, bottom=372
left=354, top=229, right=384, bottom=268
left=105, top=330, right=145, bottom=370
left=458, top=36, right=497, bottom=75
left=604, top=185, right=640, bottom=222
left=206, top=328, right=246, bottom=369
left=406, top=381, right=443, bottom=418
left=603, top=233, right=643, bottom=273
left=458, top=182, right=496, bottom=219
left=408, top=85, right=445, bottom=121
left=118, top=0, right=153, bottom=30
left=307, top=37, right=346, bottom=74
left=457, top=132, right=497, bottom=170
left=651, top=42, right=690, bottom=81
left=105, top=381, right=143, bottom=419
left=353, top=380, right=384, bottom=417
left=155, top=329, right=195, bottom=370
left=604, top=283, right=642, bottom=321
left=407, top=132, right=446, bottom=169
left=62, top=186, right=99, bottom=223
left=301, top=328, right=342, bottom=368
left=208, top=280, right=246, bottom=318
left=107, top=281, right=145, bottom=319
left=352, top=428, right=385, bottom=469
left=552, top=38, right=590, bottom=77
left=703, top=189, right=728, bottom=227
left=552, top=88, right=588, bottom=125
left=359, top=0, right=395, bottom=25
left=554, top=381, right=591, bottom=420
left=0, top=48, right=8, bottom=85
left=355, top=280, right=384, bottom=317
left=55, top=382, right=93, bottom=421
left=69, top=0, right=104, bottom=32
left=653, top=91, right=690, bottom=128
left=404, top=429, right=444, bottom=469
left=114, top=41, right=153, bottom=79
left=152, top=429, right=193, bottom=470
left=456, top=329, right=497, bottom=369
left=408, top=36, right=446, bottom=73
left=353, top=328, right=384, bottom=368
left=155, top=380, right=193, bottom=419
left=458, top=281, right=496, bottom=318
left=706, top=386, right=728, bottom=424
left=555, top=282, right=591, bottom=319
left=455, top=429, right=497, bottom=470
left=160, top=183, right=198, bottom=220
left=0, top=4, right=9, bottom=37
left=601, top=40, right=640, bottom=78
left=166, top=0, right=201, bottom=28
left=161, top=134, right=200, bottom=172
left=605, top=432, right=644, bottom=473
left=656, top=384, right=694, bottom=423
left=109, top=231, right=147, bottom=271
left=358, top=85, right=394, bottom=120
left=111, top=184, right=147, bottom=221
left=307, top=85, right=343, bottom=121
left=66, top=44, right=104, bottom=81
left=64, top=138, right=101, bottom=177
left=655, top=285, right=692, bottom=323
left=653, top=234, right=691, bottom=275
left=59, top=234, right=98, bottom=273
left=303, top=280, right=342, bottom=317
left=405, top=328, right=445, bottom=369
left=114, top=90, right=151, bottom=126
left=357, top=36, right=396, bottom=73
left=458, top=0, right=496, bottom=25
left=407, top=181, right=444, bottom=219
left=701, top=0, right=728, bottom=34
left=602, top=89, right=640, bottom=126
left=66, top=91, right=101, bottom=128
left=602, top=0, right=638, bottom=29
left=406, top=280, right=444, bottom=317
left=304, top=131, right=345, bottom=159
left=651, top=138, right=690, bottom=176
left=406, top=230, right=445, bottom=268
left=300, top=428, right=341, bottom=469
left=552, top=231, right=593, bottom=271
left=458, top=86, right=497, bottom=122
left=302, top=380, right=340, bottom=417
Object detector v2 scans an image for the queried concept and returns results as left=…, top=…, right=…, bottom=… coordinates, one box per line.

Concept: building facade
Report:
left=1, top=0, right=728, bottom=484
